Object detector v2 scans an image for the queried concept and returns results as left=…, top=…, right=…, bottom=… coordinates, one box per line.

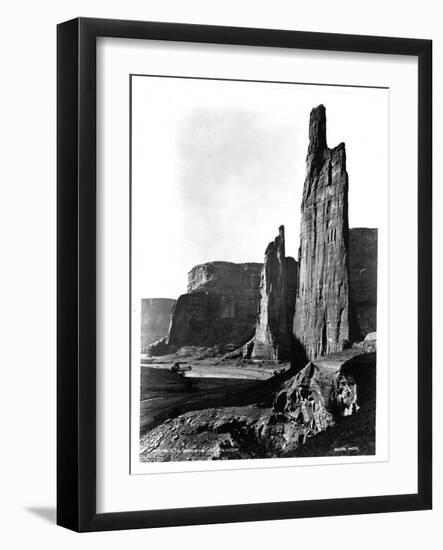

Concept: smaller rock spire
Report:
left=247, top=226, right=296, bottom=361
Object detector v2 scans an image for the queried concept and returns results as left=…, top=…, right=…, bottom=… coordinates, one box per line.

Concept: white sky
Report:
left=131, top=76, right=388, bottom=300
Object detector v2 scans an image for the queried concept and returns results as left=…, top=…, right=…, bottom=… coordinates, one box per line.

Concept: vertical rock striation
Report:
left=250, top=226, right=297, bottom=361
left=293, top=105, right=351, bottom=361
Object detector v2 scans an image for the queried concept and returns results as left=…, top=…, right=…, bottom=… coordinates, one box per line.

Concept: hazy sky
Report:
left=131, top=76, right=388, bottom=300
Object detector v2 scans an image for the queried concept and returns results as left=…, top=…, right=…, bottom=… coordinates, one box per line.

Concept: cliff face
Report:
left=293, top=105, right=351, bottom=361
left=349, top=228, right=378, bottom=339
left=249, top=226, right=297, bottom=361
left=140, top=298, right=176, bottom=350
left=167, top=262, right=262, bottom=348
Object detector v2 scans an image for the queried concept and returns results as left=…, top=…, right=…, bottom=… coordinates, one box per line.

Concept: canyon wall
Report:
left=293, top=105, right=352, bottom=361
left=349, top=228, right=378, bottom=339
left=167, top=261, right=262, bottom=348
left=140, top=298, right=176, bottom=350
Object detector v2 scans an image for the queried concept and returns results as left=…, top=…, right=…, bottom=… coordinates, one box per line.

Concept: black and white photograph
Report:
left=0, top=0, right=436, bottom=543
left=132, top=76, right=387, bottom=466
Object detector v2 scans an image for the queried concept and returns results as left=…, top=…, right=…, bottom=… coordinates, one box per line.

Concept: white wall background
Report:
left=0, top=0, right=440, bottom=547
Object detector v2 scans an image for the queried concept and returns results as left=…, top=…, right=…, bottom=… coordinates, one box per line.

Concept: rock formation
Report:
left=273, top=348, right=374, bottom=427
left=167, top=262, right=262, bottom=348
left=349, top=228, right=378, bottom=339
left=140, top=298, right=176, bottom=350
left=247, top=226, right=297, bottom=361
left=293, top=105, right=352, bottom=361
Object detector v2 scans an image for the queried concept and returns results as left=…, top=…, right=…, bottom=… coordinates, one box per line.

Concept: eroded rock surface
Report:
left=293, top=105, right=352, bottom=361
left=273, top=349, right=375, bottom=440
left=167, top=262, right=262, bottom=349
left=140, top=405, right=280, bottom=461
left=140, top=298, right=176, bottom=350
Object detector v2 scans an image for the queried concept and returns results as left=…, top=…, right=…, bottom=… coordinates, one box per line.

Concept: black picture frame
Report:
left=57, top=17, right=432, bottom=532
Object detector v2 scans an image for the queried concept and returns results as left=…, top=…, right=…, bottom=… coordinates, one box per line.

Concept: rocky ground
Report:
left=139, top=347, right=291, bottom=436
left=289, top=396, right=376, bottom=457
left=139, top=340, right=376, bottom=462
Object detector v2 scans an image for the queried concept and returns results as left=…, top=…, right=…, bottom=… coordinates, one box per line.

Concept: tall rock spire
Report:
left=293, top=105, right=351, bottom=361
